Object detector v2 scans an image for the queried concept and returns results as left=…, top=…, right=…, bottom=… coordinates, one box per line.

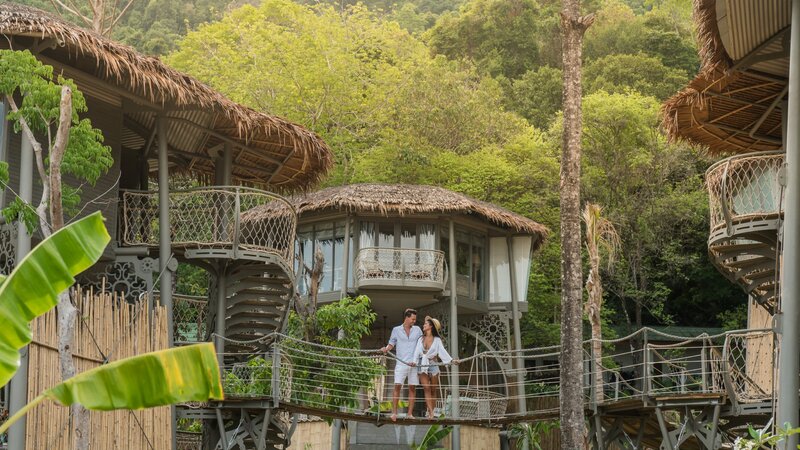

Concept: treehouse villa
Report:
left=1, top=0, right=798, bottom=449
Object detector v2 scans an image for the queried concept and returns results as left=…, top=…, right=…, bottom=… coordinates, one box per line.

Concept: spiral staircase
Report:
left=121, top=186, right=298, bottom=449
left=705, top=151, right=783, bottom=313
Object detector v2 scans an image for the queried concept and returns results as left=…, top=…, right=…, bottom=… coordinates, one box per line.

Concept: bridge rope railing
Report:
left=209, top=327, right=773, bottom=423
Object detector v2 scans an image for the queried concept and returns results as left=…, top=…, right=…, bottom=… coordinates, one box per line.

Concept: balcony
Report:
left=706, top=151, right=783, bottom=310
left=706, top=151, right=783, bottom=245
left=354, top=247, right=446, bottom=291
left=121, top=186, right=296, bottom=263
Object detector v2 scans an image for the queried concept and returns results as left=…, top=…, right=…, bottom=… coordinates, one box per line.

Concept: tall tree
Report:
left=559, top=0, right=593, bottom=446
left=583, top=203, right=619, bottom=405
left=0, top=50, right=112, bottom=450
left=49, top=0, right=134, bottom=35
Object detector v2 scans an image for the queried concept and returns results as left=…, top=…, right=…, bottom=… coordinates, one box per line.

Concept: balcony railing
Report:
left=355, top=247, right=446, bottom=290
left=706, top=151, right=783, bottom=242
left=121, top=186, right=296, bottom=263
left=173, top=294, right=208, bottom=345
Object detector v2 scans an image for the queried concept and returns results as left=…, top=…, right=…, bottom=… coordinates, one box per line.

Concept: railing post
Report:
left=233, top=187, right=241, bottom=257
left=271, top=341, right=281, bottom=409
left=721, top=333, right=739, bottom=411
left=701, top=340, right=708, bottom=392
left=642, top=331, right=650, bottom=399
left=720, top=159, right=734, bottom=236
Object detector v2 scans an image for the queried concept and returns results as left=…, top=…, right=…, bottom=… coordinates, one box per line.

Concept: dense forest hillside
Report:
left=16, top=0, right=747, bottom=346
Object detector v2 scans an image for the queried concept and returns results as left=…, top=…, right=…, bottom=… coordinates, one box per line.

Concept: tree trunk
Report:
left=54, top=86, right=91, bottom=450
left=586, top=267, right=603, bottom=405
left=559, top=0, right=593, bottom=447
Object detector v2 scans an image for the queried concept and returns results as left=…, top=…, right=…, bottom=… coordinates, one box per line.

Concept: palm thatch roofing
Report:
left=661, top=0, right=789, bottom=155
left=243, top=184, right=549, bottom=247
left=0, top=2, right=332, bottom=191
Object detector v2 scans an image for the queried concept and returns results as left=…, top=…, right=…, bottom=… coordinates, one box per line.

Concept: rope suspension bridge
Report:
left=192, top=327, right=774, bottom=430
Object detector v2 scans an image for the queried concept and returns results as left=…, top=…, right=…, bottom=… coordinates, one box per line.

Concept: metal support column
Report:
left=213, top=143, right=232, bottom=366
left=507, top=236, right=526, bottom=416
left=448, top=220, right=460, bottom=449
left=216, top=271, right=227, bottom=367
left=8, top=131, right=33, bottom=450
left=157, top=115, right=173, bottom=340
left=156, top=114, right=177, bottom=450
left=331, top=215, right=351, bottom=450
left=778, top=1, right=800, bottom=447
left=340, top=214, right=351, bottom=297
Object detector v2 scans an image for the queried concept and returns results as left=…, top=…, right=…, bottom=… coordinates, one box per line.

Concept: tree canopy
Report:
left=12, top=0, right=747, bottom=345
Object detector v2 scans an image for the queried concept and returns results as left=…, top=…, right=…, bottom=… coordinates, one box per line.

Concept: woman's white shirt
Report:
left=413, top=336, right=452, bottom=374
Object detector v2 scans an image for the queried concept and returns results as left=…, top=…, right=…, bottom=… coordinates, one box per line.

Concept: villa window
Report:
left=359, top=221, right=437, bottom=249
left=296, top=220, right=352, bottom=295
left=442, top=227, right=487, bottom=301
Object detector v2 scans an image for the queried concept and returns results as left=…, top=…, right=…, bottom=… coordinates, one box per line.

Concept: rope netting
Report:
left=210, top=328, right=774, bottom=424
left=706, top=151, right=783, bottom=238
left=121, top=187, right=296, bottom=262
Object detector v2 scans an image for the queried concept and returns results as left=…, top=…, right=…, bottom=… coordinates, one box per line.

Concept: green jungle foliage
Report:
left=165, top=0, right=743, bottom=345
left=13, top=0, right=748, bottom=347
left=0, top=50, right=113, bottom=233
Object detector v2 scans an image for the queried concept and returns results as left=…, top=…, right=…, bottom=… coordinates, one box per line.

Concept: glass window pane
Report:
left=400, top=224, right=416, bottom=248
left=333, top=221, right=345, bottom=293
left=298, top=230, right=314, bottom=295
left=378, top=223, right=394, bottom=248
left=419, top=224, right=435, bottom=250
left=359, top=221, right=375, bottom=248
left=472, top=237, right=486, bottom=301
left=316, top=224, right=334, bottom=292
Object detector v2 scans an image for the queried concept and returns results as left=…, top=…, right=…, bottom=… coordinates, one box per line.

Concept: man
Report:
left=381, top=308, right=422, bottom=421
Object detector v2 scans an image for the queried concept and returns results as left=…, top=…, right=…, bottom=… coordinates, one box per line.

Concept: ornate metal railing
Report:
left=706, top=151, right=783, bottom=242
left=354, top=247, right=446, bottom=288
left=121, top=186, right=296, bottom=262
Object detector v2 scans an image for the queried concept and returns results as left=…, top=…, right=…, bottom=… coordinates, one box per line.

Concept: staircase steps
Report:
left=709, top=229, right=779, bottom=313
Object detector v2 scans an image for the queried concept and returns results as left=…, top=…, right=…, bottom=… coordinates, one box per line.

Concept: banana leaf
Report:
left=44, top=343, right=224, bottom=410
left=0, top=211, right=109, bottom=386
left=0, top=344, right=224, bottom=435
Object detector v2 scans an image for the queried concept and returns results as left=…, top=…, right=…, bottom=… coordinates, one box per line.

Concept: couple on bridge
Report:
left=380, top=308, right=460, bottom=421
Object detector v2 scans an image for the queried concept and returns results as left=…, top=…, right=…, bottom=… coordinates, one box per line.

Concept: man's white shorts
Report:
left=394, top=362, right=419, bottom=386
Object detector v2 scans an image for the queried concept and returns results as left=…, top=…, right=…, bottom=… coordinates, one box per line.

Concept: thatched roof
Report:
left=0, top=2, right=332, bottom=191
left=661, top=67, right=784, bottom=154
left=661, top=0, right=788, bottom=155
left=244, top=184, right=549, bottom=246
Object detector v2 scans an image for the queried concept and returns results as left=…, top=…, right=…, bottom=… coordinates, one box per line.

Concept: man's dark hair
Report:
left=404, top=308, right=418, bottom=318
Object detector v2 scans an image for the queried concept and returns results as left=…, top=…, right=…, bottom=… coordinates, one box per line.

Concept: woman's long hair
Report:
left=424, top=316, right=441, bottom=339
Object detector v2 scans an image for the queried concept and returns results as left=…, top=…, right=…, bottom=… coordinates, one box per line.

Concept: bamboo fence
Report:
left=24, top=286, right=171, bottom=449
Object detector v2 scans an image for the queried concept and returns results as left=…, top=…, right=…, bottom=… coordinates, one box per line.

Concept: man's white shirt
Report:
left=389, top=324, right=422, bottom=365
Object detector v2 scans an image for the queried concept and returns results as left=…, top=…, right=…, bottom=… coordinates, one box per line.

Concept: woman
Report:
left=412, top=316, right=459, bottom=419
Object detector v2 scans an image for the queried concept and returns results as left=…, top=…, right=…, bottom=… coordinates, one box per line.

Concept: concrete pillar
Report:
left=778, top=1, right=800, bottom=447
left=448, top=220, right=460, bottom=449
left=8, top=131, right=33, bottom=450
left=507, top=236, right=527, bottom=416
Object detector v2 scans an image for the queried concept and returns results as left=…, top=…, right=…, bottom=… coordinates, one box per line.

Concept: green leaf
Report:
left=0, top=211, right=110, bottom=386
left=44, top=343, right=224, bottom=410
